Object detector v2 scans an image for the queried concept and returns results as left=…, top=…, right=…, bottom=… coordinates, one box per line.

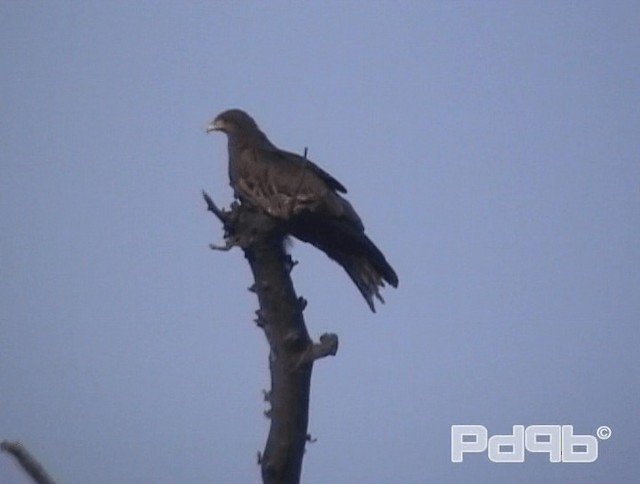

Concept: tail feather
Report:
left=289, top=214, right=398, bottom=312
left=341, top=255, right=386, bottom=312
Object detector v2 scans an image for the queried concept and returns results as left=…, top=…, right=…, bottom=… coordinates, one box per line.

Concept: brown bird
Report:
left=207, top=109, right=398, bottom=311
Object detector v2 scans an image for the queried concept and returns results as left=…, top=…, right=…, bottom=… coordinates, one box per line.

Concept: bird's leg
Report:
left=238, top=178, right=273, bottom=214
left=267, top=180, right=287, bottom=218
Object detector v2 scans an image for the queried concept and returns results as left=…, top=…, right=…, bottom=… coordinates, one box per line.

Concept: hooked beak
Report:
left=205, top=118, right=224, bottom=133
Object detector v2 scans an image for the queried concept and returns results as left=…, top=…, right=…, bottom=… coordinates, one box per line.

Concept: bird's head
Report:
left=206, top=109, right=260, bottom=136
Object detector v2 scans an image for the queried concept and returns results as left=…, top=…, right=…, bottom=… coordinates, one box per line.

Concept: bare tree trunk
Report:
left=203, top=193, right=338, bottom=484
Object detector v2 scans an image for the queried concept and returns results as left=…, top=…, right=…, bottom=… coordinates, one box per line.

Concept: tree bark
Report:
left=203, top=193, right=338, bottom=484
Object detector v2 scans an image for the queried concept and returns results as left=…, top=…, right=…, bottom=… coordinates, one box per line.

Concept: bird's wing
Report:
left=234, top=146, right=359, bottom=225
left=273, top=149, right=348, bottom=194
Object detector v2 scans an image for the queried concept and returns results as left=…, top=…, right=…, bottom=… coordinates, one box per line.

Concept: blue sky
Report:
left=1, top=2, right=638, bottom=483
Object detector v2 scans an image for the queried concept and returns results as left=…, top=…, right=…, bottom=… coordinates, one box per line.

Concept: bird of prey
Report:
left=207, top=109, right=398, bottom=312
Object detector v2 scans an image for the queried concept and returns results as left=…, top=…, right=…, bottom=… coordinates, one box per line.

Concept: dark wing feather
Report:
left=266, top=147, right=348, bottom=193
left=290, top=212, right=399, bottom=312
left=235, top=146, right=358, bottom=225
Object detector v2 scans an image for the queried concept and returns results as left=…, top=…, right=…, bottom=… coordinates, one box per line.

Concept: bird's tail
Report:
left=290, top=215, right=398, bottom=312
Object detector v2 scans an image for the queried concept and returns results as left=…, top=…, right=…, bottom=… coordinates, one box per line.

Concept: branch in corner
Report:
left=1, top=440, right=57, bottom=484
